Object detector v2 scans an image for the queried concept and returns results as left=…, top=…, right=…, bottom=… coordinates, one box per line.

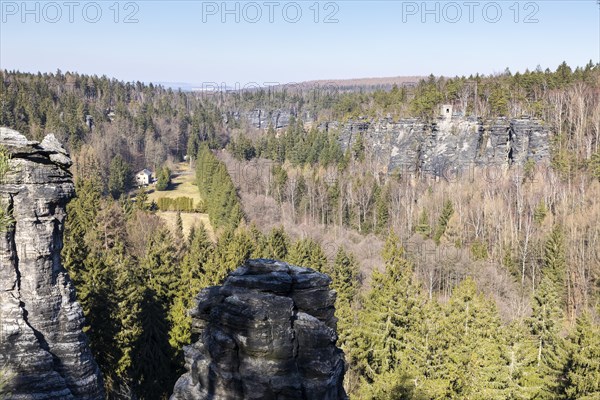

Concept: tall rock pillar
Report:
left=0, top=128, right=104, bottom=399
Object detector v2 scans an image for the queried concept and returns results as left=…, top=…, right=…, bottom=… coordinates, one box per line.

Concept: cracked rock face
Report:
left=0, top=128, right=104, bottom=399
left=171, top=259, right=347, bottom=400
left=336, top=117, right=550, bottom=177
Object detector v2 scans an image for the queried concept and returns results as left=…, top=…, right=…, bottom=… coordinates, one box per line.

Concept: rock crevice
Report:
left=171, top=259, right=347, bottom=400
left=0, top=127, right=104, bottom=400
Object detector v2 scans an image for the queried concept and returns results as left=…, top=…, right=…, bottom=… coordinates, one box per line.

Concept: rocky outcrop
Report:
left=233, top=108, right=550, bottom=178
left=0, top=128, right=104, bottom=399
left=334, top=116, right=550, bottom=177
left=226, top=109, right=315, bottom=129
left=171, top=259, right=347, bottom=400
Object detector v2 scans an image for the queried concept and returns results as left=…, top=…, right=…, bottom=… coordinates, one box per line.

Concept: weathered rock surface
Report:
left=171, top=259, right=347, bottom=400
left=333, top=116, right=550, bottom=177
left=226, top=109, right=315, bottom=129
left=0, top=127, right=104, bottom=399
left=233, top=108, right=550, bottom=178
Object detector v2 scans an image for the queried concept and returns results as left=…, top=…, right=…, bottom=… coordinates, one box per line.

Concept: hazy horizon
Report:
left=1, top=1, right=598, bottom=85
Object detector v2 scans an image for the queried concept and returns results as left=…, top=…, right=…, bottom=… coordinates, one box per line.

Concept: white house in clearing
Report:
left=135, top=169, right=152, bottom=186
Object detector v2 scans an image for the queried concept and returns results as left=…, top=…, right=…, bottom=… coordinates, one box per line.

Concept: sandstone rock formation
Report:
left=334, top=116, right=550, bottom=177
left=234, top=109, right=550, bottom=179
left=0, top=128, right=104, bottom=399
left=171, top=259, right=347, bottom=400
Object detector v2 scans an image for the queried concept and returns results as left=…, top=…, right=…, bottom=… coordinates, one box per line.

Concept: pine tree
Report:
left=543, top=225, right=567, bottom=307
left=141, top=227, right=180, bottom=304
left=503, top=321, right=545, bottom=399
left=287, top=237, right=328, bottom=273
left=156, top=165, right=171, bottom=191
left=133, top=288, right=176, bottom=400
left=433, top=200, right=453, bottom=245
left=169, top=221, right=213, bottom=355
left=108, top=154, right=132, bottom=199
left=528, top=277, right=568, bottom=399
left=351, top=232, right=424, bottom=395
left=266, top=226, right=289, bottom=259
left=415, top=209, right=431, bottom=238
left=438, top=278, right=510, bottom=399
left=135, top=188, right=149, bottom=211
left=562, top=312, right=600, bottom=399
left=331, top=247, right=360, bottom=351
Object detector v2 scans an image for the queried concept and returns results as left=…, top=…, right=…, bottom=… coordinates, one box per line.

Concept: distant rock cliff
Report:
left=0, top=128, right=104, bottom=399
left=235, top=110, right=551, bottom=177
left=333, top=116, right=550, bottom=177
left=235, top=109, right=314, bottom=129
left=171, top=259, right=347, bottom=400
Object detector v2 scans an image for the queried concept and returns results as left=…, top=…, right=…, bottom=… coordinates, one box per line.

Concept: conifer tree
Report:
left=433, top=200, right=453, bottom=245
left=108, top=154, right=132, bottom=199
left=439, top=278, right=510, bottom=399
left=543, top=225, right=567, bottom=307
left=331, top=247, right=360, bottom=352
left=528, top=277, right=568, bottom=398
left=287, top=237, right=328, bottom=273
left=562, top=312, right=600, bottom=399
left=141, top=227, right=180, bottom=305
left=135, top=187, right=149, bottom=211
left=266, top=226, right=289, bottom=259
left=248, top=223, right=268, bottom=258
left=503, top=321, right=545, bottom=399
left=63, top=178, right=102, bottom=283
left=415, top=209, right=431, bottom=238
left=175, top=211, right=184, bottom=240
left=169, top=221, right=214, bottom=353
left=133, top=288, right=176, bottom=400
left=156, top=165, right=171, bottom=191
left=111, top=243, right=143, bottom=396
left=351, top=232, right=424, bottom=394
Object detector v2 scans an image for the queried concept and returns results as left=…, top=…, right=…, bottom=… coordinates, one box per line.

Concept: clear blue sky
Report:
left=1, top=1, right=598, bottom=85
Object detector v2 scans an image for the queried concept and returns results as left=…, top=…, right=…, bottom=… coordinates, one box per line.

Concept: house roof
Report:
left=137, top=169, right=152, bottom=175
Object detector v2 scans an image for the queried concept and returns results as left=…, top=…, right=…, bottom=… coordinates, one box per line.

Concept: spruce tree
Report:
left=562, top=312, right=600, bottom=399
left=141, top=227, right=180, bottom=305
left=135, top=188, right=149, bottom=212
left=108, top=154, right=132, bottom=199
left=266, top=226, right=289, bottom=259
left=167, top=220, right=204, bottom=356
left=415, top=209, right=431, bottom=238
left=433, top=200, right=453, bottom=245
left=503, top=321, right=546, bottom=399
left=287, top=237, right=328, bottom=273
left=543, top=225, right=567, bottom=307
left=351, top=232, right=424, bottom=394
left=111, top=243, right=143, bottom=395
left=331, top=247, right=360, bottom=351
left=133, top=288, right=176, bottom=400
left=528, top=277, right=568, bottom=399
left=440, top=278, right=510, bottom=399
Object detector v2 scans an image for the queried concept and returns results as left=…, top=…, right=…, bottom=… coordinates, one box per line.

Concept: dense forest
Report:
left=1, top=62, right=599, bottom=399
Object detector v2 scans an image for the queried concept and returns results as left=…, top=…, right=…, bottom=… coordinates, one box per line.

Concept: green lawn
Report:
left=147, top=163, right=202, bottom=203
left=145, top=162, right=215, bottom=240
